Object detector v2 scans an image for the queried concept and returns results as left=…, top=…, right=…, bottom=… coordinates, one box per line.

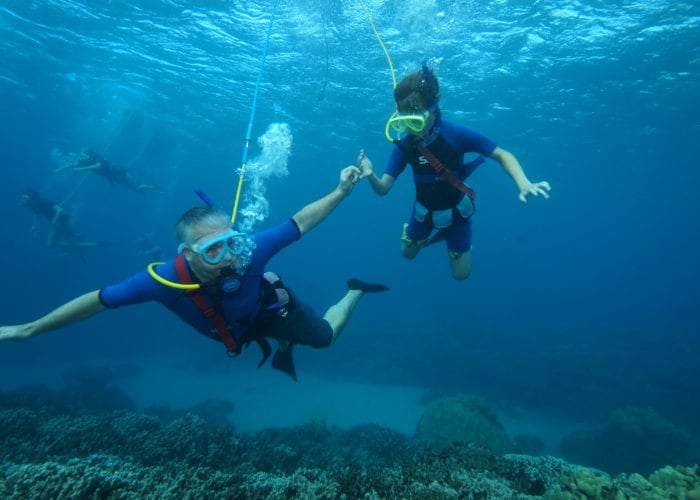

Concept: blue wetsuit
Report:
left=385, top=119, right=497, bottom=253
left=99, top=219, right=332, bottom=349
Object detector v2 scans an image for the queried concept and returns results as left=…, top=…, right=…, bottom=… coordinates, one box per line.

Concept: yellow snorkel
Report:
left=360, top=1, right=439, bottom=144
left=384, top=110, right=399, bottom=142
left=359, top=0, right=406, bottom=144
left=147, top=262, right=200, bottom=290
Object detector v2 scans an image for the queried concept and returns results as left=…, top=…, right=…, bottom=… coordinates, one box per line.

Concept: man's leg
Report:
left=70, top=162, right=102, bottom=172
left=324, top=289, right=364, bottom=344
left=324, top=279, right=390, bottom=344
left=270, top=281, right=389, bottom=350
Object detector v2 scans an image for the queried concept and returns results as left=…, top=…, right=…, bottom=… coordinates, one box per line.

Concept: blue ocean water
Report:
left=1, top=0, right=699, bottom=462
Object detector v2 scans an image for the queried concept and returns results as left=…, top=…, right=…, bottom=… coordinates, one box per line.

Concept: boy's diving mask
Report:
left=385, top=110, right=430, bottom=142
left=188, top=231, right=253, bottom=266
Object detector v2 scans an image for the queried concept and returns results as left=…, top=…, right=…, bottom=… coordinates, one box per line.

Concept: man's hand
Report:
left=357, top=149, right=374, bottom=179
left=518, top=181, right=551, bottom=203
left=338, top=166, right=362, bottom=195
left=0, top=324, right=33, bottom=342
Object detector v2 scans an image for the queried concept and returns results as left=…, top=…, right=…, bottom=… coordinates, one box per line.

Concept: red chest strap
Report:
left=174, top=254, right=240, bottom=354
left=417, top=144, right=476, bottom=200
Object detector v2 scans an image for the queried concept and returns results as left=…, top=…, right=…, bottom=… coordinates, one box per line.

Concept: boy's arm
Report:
left=490, top=147, right=551, bottom=203
left=357, top=149, right=395, bottom=196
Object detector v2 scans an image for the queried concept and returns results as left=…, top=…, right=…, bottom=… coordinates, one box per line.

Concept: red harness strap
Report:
left=174, top=254, right=240, bottom=354
left=417, top=144, right=476, bottom=200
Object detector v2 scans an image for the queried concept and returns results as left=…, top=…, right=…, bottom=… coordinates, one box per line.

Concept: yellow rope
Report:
left=358, top=0, right=397, bottom=89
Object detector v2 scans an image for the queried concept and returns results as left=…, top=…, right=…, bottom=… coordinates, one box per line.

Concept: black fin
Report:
left=347, top=278, right=390, bottom=293
left=256, top=338, right=272, bottom=368
left=271, top=344, right=298, bottom=381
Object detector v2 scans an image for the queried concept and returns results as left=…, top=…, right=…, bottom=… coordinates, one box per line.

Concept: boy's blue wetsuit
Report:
left=99, top=219, right=333, bottom=356
left=385, top=119, right=497, bottom=254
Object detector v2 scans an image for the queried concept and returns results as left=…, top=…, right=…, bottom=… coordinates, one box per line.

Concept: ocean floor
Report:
left=117, top=356, right=428, bottom=436
left=0, top=350, right=584, bottom=454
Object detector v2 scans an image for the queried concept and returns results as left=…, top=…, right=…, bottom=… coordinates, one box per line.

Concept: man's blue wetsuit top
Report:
left=385, top=119, right=498, bottom=211
left=99, top=219, right=301, bottom=343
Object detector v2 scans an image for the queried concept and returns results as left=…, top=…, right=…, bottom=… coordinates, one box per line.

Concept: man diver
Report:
left=18, top=189, right=108, bottom=259
left=2, top=165, right=387, bottom=380
left=358, top=63, right=551, bottom=280
left=56, top=149, right=161, bottom=194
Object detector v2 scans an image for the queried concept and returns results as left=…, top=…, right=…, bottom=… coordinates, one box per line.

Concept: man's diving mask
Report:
left=187, top=231, right=254, bottom=266
left=146, top=230, right=254, bottom=292
left=385, top=110, right=430, bottom=142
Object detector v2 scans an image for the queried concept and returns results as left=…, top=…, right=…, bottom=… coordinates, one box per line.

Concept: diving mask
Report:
left=389, top=110, right=429, bottom=133
left=188, top=231, right=254, bottom=266
left=385, top=110, right=431, bottom=142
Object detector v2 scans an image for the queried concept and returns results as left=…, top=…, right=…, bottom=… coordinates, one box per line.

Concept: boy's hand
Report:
left=357, top=149, right=374, bottom=179
left=519, top=181, right=551, bottom=203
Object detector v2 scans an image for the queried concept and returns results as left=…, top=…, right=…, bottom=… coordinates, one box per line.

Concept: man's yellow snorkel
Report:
left=147, top=262, right=200, bottom=290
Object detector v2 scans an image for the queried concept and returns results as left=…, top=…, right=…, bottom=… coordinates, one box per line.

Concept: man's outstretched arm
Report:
left=292, top=166, right=361, bottom=236
left=0, top=290, right=106, bottom=341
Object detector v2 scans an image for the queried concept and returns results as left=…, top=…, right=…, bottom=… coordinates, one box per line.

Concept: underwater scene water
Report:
left=1, top=0, right=699, bottom=497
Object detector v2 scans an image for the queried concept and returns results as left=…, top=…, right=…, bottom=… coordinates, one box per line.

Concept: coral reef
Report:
left=547, top=464, right=700, bottom=499
left=145, top=397, right=235, bottom=427
left=1, top=388, right=699, bottom=498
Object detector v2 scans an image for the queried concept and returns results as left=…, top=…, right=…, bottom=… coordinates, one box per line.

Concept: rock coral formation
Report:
left=415, top=394, right=512, bottom=455
left=560, top=406, right=700, bottom=475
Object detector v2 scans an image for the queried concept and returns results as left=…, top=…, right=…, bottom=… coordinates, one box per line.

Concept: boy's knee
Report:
left=400, top=223, right=427, bottom=260
left=401, top=246, right=419, bottom=260
left=452, top=269, right=471, bottom=280
left=450, top=250, right=471, bottom=280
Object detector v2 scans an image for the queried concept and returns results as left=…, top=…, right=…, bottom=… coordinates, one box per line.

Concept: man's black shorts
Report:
left=249, top=291, right=333, bottom=348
